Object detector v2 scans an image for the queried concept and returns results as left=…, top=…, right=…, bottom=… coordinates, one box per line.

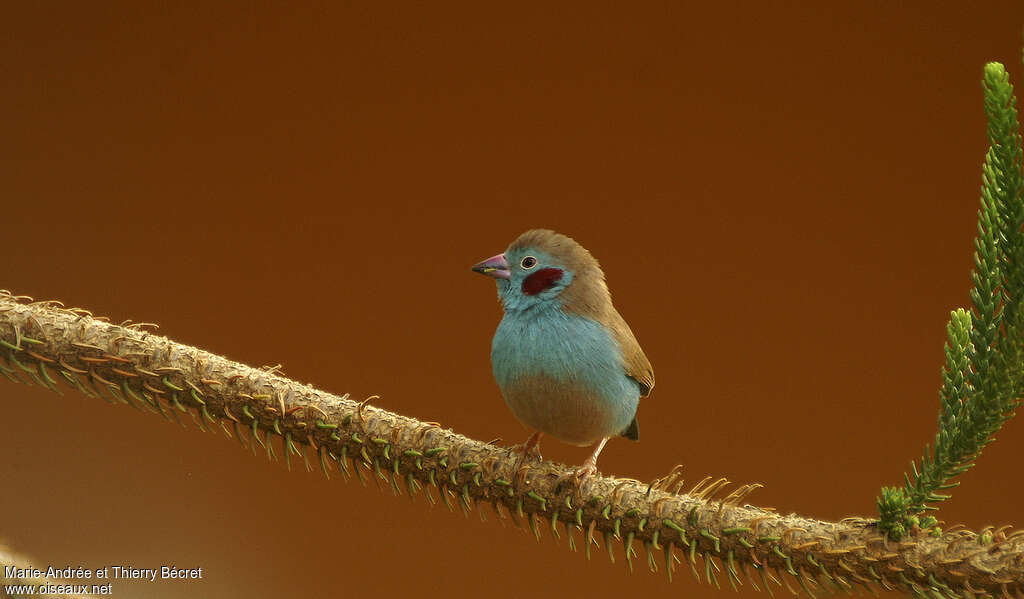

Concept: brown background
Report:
left=2, top=3, right=1023, bottom=598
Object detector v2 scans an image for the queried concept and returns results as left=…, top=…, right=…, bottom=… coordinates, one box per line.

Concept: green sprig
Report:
left=878, top=62, right=1024, bottom=539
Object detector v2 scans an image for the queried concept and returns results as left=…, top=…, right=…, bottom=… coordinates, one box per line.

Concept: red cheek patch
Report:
left=522, top=268, right=564, bottom=295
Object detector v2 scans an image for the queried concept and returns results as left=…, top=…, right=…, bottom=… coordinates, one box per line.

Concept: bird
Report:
left=471, top=229, right=654, bottom=479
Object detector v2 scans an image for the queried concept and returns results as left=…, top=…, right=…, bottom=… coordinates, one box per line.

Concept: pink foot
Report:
left=570, top=437, right=610, bottom=486
left=571, top=461, right=598, bottom=484
left=510, top=432, right=543, bottom=473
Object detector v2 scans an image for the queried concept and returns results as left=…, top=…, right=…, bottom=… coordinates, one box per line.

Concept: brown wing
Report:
left=605, top=308, right=655, bottom=397
left=530, top=229, right=654, bottom=395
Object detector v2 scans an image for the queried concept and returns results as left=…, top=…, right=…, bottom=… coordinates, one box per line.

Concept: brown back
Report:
left=509, top=229, right=655, bottom=396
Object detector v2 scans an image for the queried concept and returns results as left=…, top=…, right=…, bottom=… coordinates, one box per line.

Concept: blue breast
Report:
left=491, top=305, right=640, bottom=445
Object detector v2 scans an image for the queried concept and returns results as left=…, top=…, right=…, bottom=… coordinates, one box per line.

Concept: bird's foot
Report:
left=571, top=462, right=598, bottom=485
left=553, top=461, right=599, bottom=495
left=509, top=432, right=543, bottom=475
left=508, top=442, right=543, bottom=462
left=564, top=437, right=609, bottom=490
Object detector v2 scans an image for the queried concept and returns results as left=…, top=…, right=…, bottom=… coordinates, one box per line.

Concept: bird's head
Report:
left=472, top=229, right=610, bottom=314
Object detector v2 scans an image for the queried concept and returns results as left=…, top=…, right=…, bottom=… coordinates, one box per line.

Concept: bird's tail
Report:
left=620, top=416, right=639, bottom=441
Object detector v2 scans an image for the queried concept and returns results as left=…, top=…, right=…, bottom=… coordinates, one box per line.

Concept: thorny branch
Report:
left=1, top=292, right=1022, bottom=599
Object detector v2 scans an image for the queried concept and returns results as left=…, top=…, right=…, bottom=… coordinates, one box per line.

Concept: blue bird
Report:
left=472, top=229, right=654, bottom=478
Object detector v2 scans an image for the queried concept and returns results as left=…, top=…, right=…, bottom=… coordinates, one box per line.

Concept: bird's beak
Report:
left=471, top=253, right=511, bottom=279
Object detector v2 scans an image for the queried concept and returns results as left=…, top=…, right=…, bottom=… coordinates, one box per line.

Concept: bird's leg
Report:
left=572, top=437, right=610, bottom=483
left=510, top=431, right=543, bottom=473
left=522, top=431, right=543, bottom=460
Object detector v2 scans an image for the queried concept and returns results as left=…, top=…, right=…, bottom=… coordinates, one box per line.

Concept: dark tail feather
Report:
left=621, top=416, right=639, bottom=441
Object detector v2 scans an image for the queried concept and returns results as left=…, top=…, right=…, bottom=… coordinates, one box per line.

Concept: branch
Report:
left=877, top=62, right=1024, bottom=542
left=1, top=293, right=1021, bottom=598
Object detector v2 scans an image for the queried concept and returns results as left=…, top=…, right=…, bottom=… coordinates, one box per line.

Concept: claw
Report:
left=510, top=431, right=543, bottom=475
left=572, top=462, right=598, bottom=485
left=573, top=437, right=609, bottom=486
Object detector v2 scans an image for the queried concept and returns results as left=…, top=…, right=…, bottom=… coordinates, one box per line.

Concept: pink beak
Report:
left=471, top=252, right=511, bottom=279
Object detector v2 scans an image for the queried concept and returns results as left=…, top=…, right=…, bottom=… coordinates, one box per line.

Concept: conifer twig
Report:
left=877, top=62, right=1024, bottom=541
left=1, top=293, right=1021, bottom=598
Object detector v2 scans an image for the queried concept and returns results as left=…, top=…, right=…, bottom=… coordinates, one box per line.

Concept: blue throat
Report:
left=485, top=245, right=641, bottom=444
left=490, top=297, right=641, bottom=429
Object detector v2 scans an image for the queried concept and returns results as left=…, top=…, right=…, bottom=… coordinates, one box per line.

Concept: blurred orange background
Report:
left=2, top=3, right=1023, bottom=597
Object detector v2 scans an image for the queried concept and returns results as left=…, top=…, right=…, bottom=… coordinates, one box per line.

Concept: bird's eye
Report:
left=520, top=256, right=537, bottom=269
